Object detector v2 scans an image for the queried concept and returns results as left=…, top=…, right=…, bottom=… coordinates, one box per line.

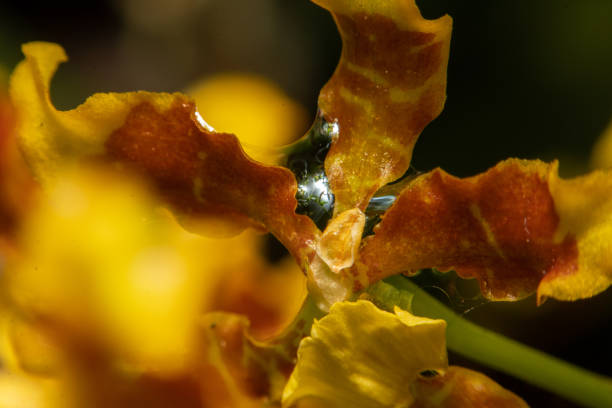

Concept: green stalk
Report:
left=383, top=276, right=612, bottom=408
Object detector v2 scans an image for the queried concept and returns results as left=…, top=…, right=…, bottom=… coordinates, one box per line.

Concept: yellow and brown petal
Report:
left=283, top=300, right=527, bottom=408
left=10, top=42, right=319, bottom=265
left=355, top=159, right=612, bottom=303
left=208, top=231, right=307, bottom=340
left=0, top=166, right=302, bottom=407
left=314, top=0, right=452, bottom=214
left=412, top=366, right=528, bottom=408
left=282, top=300, right=448, bottom=408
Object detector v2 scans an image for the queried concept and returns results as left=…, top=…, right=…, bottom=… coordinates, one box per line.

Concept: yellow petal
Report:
left=355, top=159, right=612, bottom=304
left=10, top=42, right=319, bottom=263
left=1, top=314, right=63, bottom=376
left=212, top=248, right=307, bottom=340
left=590, top=118, right=612, bottom=169
left=6, top=166, right=217, bottom=374
left=313, top=0, right=452, bottom=213
left=282, top=300, right=447, bottom=408
left=9, top=42, right=181, bottom=184
left=186, top=74, right=308, bottom=164
left=0, top=374, right=65, bottom=408
left=542, top=168, right=612, bottom=301
left=199, top=312, right=295, bottom=407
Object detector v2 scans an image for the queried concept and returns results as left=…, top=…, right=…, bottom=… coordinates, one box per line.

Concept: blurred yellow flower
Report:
left=186, top=74, right=308, bottom=164
left=0, top=70, right=308, bottom=406
left=6, top=167, right=216, bottom=373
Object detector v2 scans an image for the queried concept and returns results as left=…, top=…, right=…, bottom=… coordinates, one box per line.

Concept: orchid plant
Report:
left=0, top=0, right=611, bottom=407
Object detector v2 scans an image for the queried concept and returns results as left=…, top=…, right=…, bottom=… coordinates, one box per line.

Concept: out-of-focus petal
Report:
left=186, top=74, right=308, bottom=165
left=5, top=166, right=216, bottom=374
left=412, top=366, right=528, bottom=408
left=211, top=242, right=307, bottom=340
left=199, top=312, right=297, bottom=407
left=312, top=0, right=452, bottom=213
left=0, top=373, right=66, bottom=408
left=282, top=300, right=447, bottom=408
left=0, top=72, right=36, bottom=248
left=1, top=164, right=316, bottom=406
left=0, top=313, right=64, bottom=377
left=590, top=118, right=612, bottom=169
left=355, top=159, right=612, bottom=303
left=10, top=42, right=319, bottom=263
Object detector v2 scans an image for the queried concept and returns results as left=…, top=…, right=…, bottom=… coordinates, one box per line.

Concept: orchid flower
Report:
left=1, top=0, right=612, bottom=407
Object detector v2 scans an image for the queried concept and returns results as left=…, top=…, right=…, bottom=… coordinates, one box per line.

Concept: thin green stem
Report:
left=384, top=276, right=612, bottom=408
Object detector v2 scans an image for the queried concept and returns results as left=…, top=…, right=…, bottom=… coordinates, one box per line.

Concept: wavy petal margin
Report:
left=313, top=0, right=452, bottom=213
left=355, top=159, right=612, bottom=303
left=9, top=42, right=319, bottom=263
left=282, top=300, right=447, bottom=408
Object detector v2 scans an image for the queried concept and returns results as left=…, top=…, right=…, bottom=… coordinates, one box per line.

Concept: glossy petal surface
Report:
left=10, top=42, right=319, bottom=263
left=282, top=300, right=447, bottom=408
left=356, top=159, right=612, bottom=302
left=314, top=0, right=452, bottom=213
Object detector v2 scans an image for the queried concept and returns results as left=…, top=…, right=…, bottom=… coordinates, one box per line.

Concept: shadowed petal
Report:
left=0, top=75, right=36, bottom=250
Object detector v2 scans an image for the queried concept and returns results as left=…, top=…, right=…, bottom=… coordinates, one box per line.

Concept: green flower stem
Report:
left=384, top=276, right=612, bottom=408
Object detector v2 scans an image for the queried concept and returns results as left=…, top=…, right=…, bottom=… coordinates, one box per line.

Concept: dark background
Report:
left=1, top=1, right=612, bottom=406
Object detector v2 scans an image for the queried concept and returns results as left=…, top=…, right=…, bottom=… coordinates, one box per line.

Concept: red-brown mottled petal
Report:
left=105, top=100, right=318, bottom=263
left=10, top=42, right=319, bottom=264
left=354, top=159, right=612, bottom=302
left=412, top=366, right=528, bottom=408
left=312, top=0, right=452, bottom=213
